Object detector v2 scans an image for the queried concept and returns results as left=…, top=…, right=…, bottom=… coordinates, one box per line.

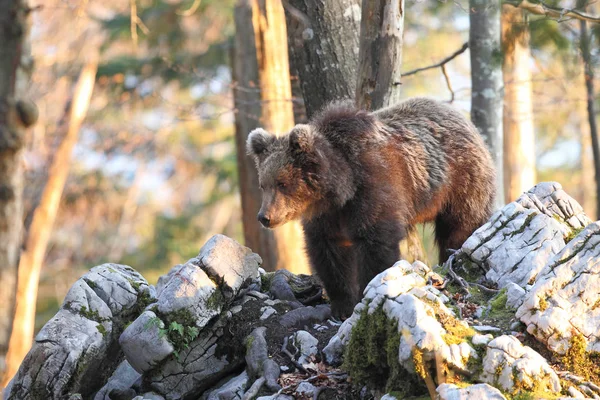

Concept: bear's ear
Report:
left=288, top=124, right=315, bottom=155
left=247, top=128, right=274, bottom=163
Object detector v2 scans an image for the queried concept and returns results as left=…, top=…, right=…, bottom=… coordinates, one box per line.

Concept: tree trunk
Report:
left=578, top=10, right=600, bottom=219
left=355, top=0, right=404, bottom=111
left=2, top=60, right=97, bottom=387
left=233, top=0, right=310, bottom=274
left=0, top=0, right=31, bottom=380
left=285, top=0, right=361, bottom=118
left=501, top=5, right=536, bottom=204
left=469, top=0, right=505, bottom=210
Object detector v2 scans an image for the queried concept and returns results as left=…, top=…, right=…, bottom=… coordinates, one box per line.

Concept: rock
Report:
left=296, top=382, right=316, bottom=396
left=567, top=386, right=586, bottom=398
left=94, top=360, right=141, bottom=400
left=260, top=306, right=277, bottom=320
left=278, top=304, right=331, bottom=328
left=198, top=234, right=262, bottom=299
left=380, top=395, right=399, bottom=400
left=505, top=282, right=526, bottom=310
left=472, top=334, right=493, bottom=346
left=326, top=260, right=479, bottom=393
left=119, top=311, right=175, bottom=373
left=292, top=331, right=319, bottom=365
left=480, top=335, right=561, bottom=394
left=256, top=395, right=294, bottom=400
left=516, top=222, right=600, bottom=354
left=457, top=182, right=589, bottom=289
left=134, top=393, right=165, bottom=400
left=6, top=264, right=153, bottom=400
left=436, top=383, right=507, bottom=400
left=323, top=335, right=344, bottom=365
left=472, top=325, right=501, bottom=333
left=156, top=235, right=261, bottom=330
left=200, top=371, right=248, bottom=400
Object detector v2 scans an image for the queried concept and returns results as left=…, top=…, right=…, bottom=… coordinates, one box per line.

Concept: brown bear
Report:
left=246, top=97, right=496, bottom=319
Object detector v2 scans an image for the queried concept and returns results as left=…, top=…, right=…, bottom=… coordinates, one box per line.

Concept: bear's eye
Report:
left=277, top=181, right=287, bottom=189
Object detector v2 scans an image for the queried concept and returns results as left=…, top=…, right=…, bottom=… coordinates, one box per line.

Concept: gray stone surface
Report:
left=458, top=182, right=590, bottom=289
left=325, top=260, right=478, bottom=378
left=94, top=360, right=141, bottom=400
left=516, top=222, right=600, bottom=354
left=200, top=371, right=248, bottom=400
left=6, top=264, right=152, bottom=400
left=480, top=335, right=561, bottom=394
left=505, top=282, right=526, bottom=310
left=119, top=311, right=174, bottom=373
left=437, top=383, right=507, bottom=400
left=292, top=330, right=318, bottom=366
left=156, top=234, right=261, bottom=330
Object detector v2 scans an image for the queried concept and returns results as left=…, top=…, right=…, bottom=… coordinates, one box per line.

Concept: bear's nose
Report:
left=257, top=213, right=270, bottom=228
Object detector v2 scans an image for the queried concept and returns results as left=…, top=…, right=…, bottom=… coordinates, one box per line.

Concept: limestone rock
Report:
left=6, top=264, right=153, bottom=400
left=94, top=361, right=141, bottom=400
left=480, top=335, right=561, bottom=394
left=516, top=222, right=600, bottom=354
left=200, top=371, right=248, bottom=400
left=292, top=330, right=318, bottom=365
left=156, top=235, right=261, bottom=330
left=325, top=260, right=478, bottom=390
left=119, top=311, right=175, bottom=373
left=505, top=282, right=526, bottom=310
left=436, top=383, right=507, bottom=400
left=458, top=182, right=590, bottom=289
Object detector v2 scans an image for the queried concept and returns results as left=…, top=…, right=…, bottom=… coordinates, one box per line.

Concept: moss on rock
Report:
left=343, top=306, right=427, bottom=396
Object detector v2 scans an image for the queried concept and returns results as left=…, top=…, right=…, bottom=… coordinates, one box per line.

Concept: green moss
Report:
left=538, top=297, right=548, bottom=312
left=96, top=323, right=108, bottom=337
left=510, top=213, right=537, bottom=238
left=562, top=333, right=600, bottom=384
left=564, top=226, right=584, bottom=243
left=343, top=306, right=426, bottom=396
left=84, top=278, right=98, bottom=289
left=438, top=311, right=476, bottom=346
left=65, top=303, right=109, bottom=323
left=260, top=272, right=275, bottom=292
left=206, top=289, right=224, bottom=311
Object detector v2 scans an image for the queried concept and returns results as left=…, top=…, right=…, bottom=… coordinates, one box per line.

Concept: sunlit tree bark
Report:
left=0, top=0, right=33, bottom=380
left=578, top=0, right=600, bottom=219
left=233, top=0, right=310, bottom=274
left=2, top=60, right=97, bottom=386
left=470, top=0, right=505, bottom=210
left=502, top=4, right=536, bottom=203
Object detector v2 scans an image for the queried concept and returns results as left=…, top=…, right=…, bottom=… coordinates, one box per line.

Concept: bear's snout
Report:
left=257, top=212, right=271, bottom=228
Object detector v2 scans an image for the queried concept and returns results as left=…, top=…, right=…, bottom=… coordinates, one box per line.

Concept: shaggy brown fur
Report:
left=247, top=97, right=495, bottom=319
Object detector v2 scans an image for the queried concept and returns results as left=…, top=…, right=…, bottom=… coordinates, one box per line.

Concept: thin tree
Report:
left=502, top=4, right=536, bottom=203
left=0, top=0, right=34, bottom=380
left=2, top=59, right=97, bottom=386
left=469, top=0, right=505, bottom=210
left=232, top=0, right=310, bottom=274
left=578, top=0, right=600, bottom=218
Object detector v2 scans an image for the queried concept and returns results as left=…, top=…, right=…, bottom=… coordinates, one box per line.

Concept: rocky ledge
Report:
left=4, top=182, right=600, bottom=400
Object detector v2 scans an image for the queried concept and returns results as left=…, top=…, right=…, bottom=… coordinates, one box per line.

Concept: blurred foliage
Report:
left=30, top=0, right=600, bottom=331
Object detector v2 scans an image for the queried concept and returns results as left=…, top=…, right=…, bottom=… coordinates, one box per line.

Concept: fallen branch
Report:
left=402, top=42, right=469, bottom=77
left=504, top=0, right=600, bottom=23
left=242, top=377, right=265, bottom=400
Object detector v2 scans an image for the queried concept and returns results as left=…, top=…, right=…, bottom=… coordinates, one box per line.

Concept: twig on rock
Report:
left=443, top=253, right=470, bottom=294
left=282, top=336, right=308, bottom=374
left=467, top=282, right=500, bottom=294
left=242, top=376, right=265, bottom=400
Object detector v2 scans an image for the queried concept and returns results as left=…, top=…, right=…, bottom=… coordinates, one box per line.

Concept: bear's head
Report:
left=246, top=124, right=330, bottom=228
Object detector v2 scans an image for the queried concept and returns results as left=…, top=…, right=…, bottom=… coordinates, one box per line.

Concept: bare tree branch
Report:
left=504, top=0, right=600, bottom=23
left=176, top=0, right=202, bottom=16
left=402, top=42, right=469, bottom=78
left=441, top=64, right=455, bottom=103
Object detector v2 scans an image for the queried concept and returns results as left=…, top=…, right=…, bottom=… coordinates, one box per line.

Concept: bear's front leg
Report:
left=302, top=225, right=360, bottom=320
